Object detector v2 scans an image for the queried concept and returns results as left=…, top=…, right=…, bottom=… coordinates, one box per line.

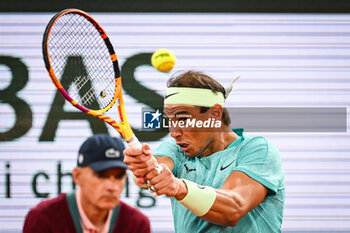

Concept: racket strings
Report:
left=48, top=12, right=116, bottom=110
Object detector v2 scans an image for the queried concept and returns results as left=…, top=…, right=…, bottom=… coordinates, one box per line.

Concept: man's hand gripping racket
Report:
left=42, top=8, right=162, bottom=192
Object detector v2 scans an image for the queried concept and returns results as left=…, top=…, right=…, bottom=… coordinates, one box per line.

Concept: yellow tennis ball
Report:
left=151, top=49, right=176, bottom=72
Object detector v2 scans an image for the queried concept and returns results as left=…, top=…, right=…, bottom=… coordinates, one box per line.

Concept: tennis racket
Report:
left=42, top=8, right=141, bottom=148
left=42, top=9, right=160, bottom=189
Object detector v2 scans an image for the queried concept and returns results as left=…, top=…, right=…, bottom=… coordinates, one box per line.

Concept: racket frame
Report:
left=42, top=9, right=135, bottom=142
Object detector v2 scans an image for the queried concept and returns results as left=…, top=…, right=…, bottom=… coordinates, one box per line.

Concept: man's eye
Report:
left=97, top=171, right=125, bottom=179
left=115, top=174, right=124, bottom=179
left=97, top=173, right=108, bottom=179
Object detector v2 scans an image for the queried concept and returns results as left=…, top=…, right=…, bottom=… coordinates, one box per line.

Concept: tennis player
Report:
left=23, top=134, right=150, bottom=233
left=124, top=71, right=285, bottom=232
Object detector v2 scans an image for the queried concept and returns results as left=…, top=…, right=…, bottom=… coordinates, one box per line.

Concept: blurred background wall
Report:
left=1, top=1, right=350, bottom=232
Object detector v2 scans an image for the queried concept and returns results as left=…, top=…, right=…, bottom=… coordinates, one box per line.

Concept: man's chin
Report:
left=184, top=150, right=197, bottom=157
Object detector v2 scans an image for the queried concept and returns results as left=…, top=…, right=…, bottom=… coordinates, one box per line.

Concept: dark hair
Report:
left=167, top=71, right=231, bottom=126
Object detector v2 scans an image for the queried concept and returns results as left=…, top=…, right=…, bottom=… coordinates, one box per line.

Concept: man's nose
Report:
left=169, top=125, right=182, bottom=138
left=104, top=177, right=121, bottom=191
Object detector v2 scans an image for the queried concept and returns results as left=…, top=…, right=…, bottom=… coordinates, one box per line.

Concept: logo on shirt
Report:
left=184, top=164, right=196, bottom=173
left=220, top=159, right=236, bottom=171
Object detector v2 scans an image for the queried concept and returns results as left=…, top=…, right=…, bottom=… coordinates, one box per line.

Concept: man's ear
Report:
left=72, top=167, right=82, bottom=186
left=209, top=104, right=223, bottom=120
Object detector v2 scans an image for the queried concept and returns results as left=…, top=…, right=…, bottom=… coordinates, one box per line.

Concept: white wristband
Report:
left=178, top=179, right=216, bottom=216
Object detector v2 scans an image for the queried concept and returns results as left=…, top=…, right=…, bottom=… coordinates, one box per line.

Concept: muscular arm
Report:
left=202, top=171, right=268, bottom=226
left=147, top=157, right=268, bottom=226
left=126, top=147, right=268, bottom=227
